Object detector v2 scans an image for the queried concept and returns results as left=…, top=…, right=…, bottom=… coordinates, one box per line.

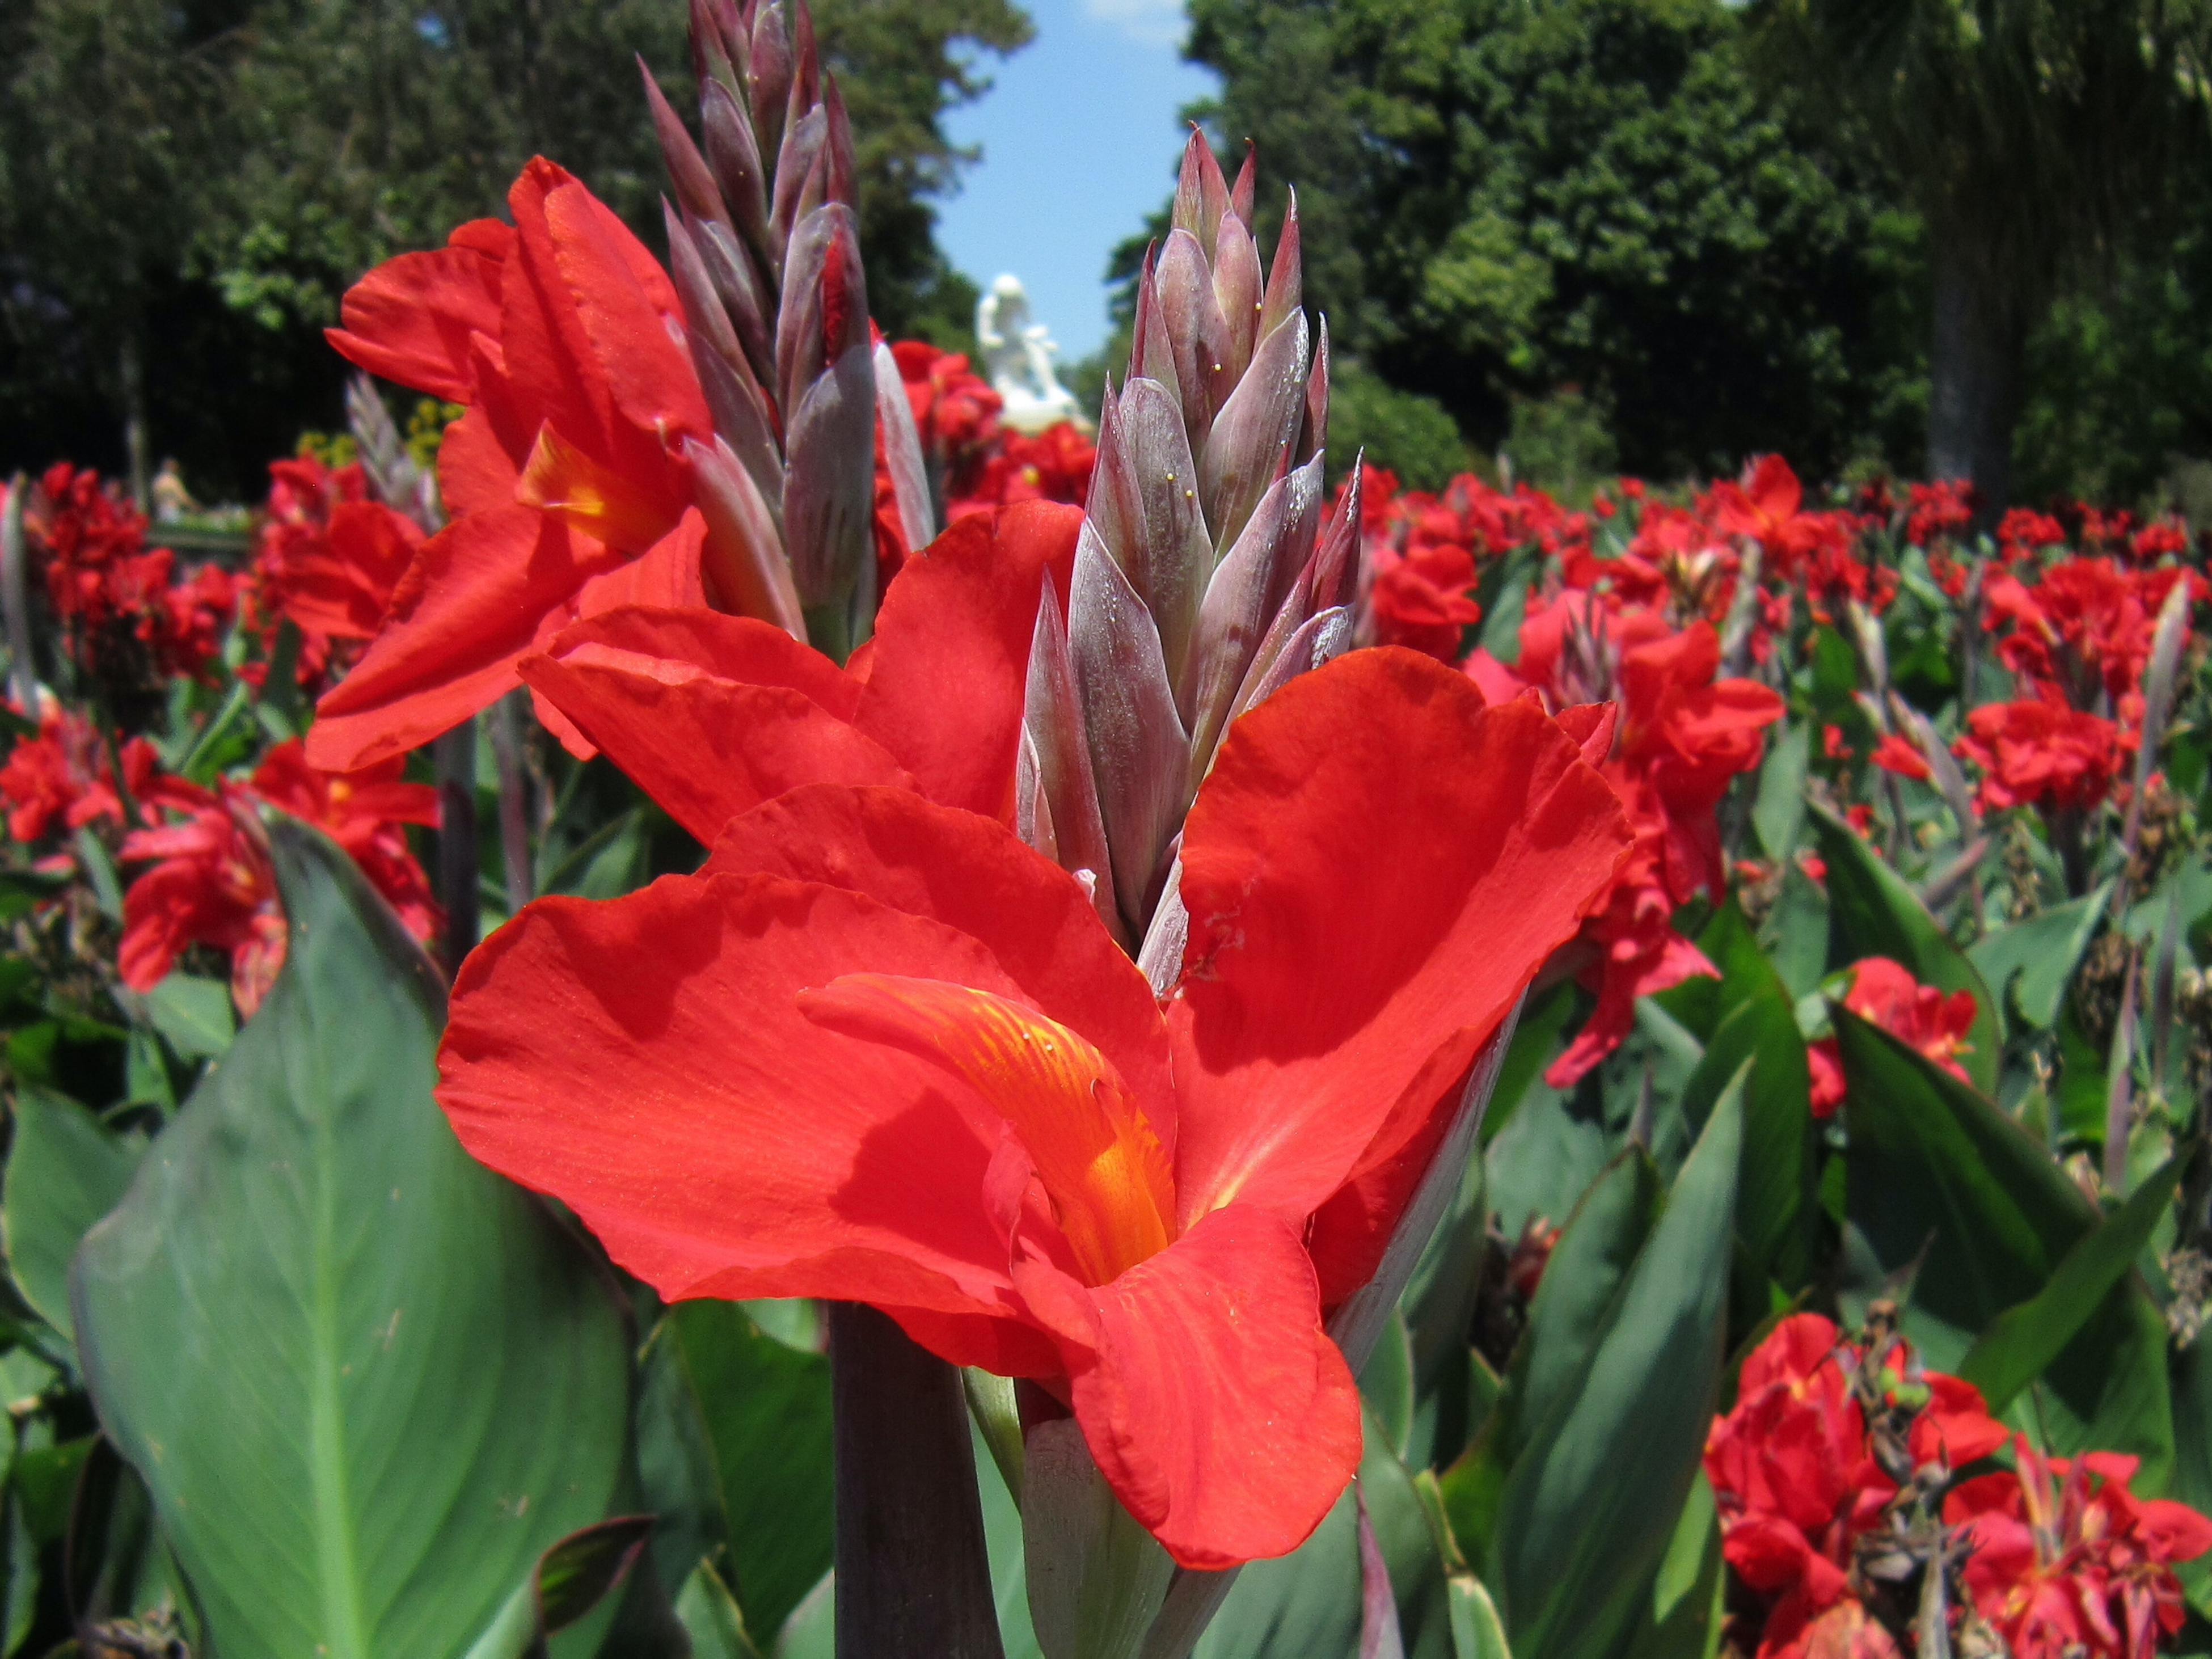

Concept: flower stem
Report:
left=829, top=1303, right=1004, bottom=1658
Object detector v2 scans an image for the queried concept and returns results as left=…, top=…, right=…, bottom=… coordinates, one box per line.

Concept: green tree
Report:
left=1751, top=0, right=2212, bottom=506
left=1180, top=0, right=1909, bottom=482
left=0, top=0, right=1032, bottom=497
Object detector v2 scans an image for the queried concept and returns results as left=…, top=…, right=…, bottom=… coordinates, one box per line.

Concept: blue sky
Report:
left=934, top=0, right=1220, bottom=360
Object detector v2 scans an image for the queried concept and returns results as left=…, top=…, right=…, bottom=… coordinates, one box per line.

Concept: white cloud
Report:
left=1083, top=0, right=1189, bottom=50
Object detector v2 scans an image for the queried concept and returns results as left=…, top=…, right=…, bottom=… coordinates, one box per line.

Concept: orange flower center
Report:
left=801, top=975, right=1176, bottom=1285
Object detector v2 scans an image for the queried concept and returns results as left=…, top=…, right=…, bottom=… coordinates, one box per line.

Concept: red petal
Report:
left=1014, top=1204, right=1362, bottom=1568
left=1170, top=651, right=1628, bottom=1228
left=307, top=505, right=623, bottom=771
left=326, top=233, right=506, bottom=403
left=703, top=785, right=1174, bottom=1144
left=854, top=501, right=1083, bottom=820
left=522, top=606, right=906, bottom=843
left=435, top=405, right=522, bottom=519
left=802, top=975, right=1175, bottom=1285
left=440, top=871, right=1042, bottom=1335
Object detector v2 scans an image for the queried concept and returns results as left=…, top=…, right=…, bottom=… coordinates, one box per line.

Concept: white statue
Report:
left=977, top=275, right=1085, bottom=434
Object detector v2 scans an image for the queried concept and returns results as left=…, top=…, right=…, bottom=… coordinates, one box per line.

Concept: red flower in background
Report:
left=117, top=742, right=441, bottom=1012
left=1711, top=455, right=1831, bottom=577
left=1368, top=540, right=1482, bottom=660
left=1948, top=1440, right=2212, bottom=1659
left=1708, top=1315, right=2007, bottom=1659
left=1468, top=597, right=1784, bottom=1086
left=1982, top=558, right=2198, bottom=719
left=892, top=341, right=1003, bottom=476
left=1, top=704, right=210, bottom=863
left=1905, top=480, right=1975, bottom=546
left=314, top=158, right=717, bottom=771
left=1955, top=699, right=2125, bottom=816
left=437, top=655, right=1630, bottom=1570
left=1868, top=734, right=1931, bottom=782
left=1806, top=957, right=1977, bottom=1116
left=950, top=423, right=1096, bottom=519
left=244, top=455, right=422, bottom=686
left=25, top=465, right=235, bottom=694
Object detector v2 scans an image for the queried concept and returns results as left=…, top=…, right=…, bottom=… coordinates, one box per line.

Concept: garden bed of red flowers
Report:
left=3, top=9, right=2212, bottom=1657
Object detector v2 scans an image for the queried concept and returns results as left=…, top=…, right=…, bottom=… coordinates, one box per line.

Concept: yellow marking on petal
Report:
left=800, top=974, right=1175, bottom=1284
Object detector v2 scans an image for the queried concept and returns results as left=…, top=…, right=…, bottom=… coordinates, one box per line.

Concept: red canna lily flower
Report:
left=1955, top=698, right=2125, bottom=816
left=1806, top=957, right=1977, bottom=1116
left=1947, top=1438, right=2212, bottom=1659
left=436, top=651, right=1629, bottom=1567
left=1710, top=455, right=1830, bottom=577
left=517, top=501, right=1083, bottom=843
left=1367, top=540, right=1482, bottom=661
left=119, top=742, right=442, bottom=1011
left=311, top=158, right=719, bottom=771
left=1867, top=733, right=1931, bottom=782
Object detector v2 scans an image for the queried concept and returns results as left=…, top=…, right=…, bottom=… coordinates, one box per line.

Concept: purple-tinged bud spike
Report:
left=690, top=328, right=785, bottom=517
left=690, top=0, right=743, bottom=101
left=685, top=434, right=805, bottom=638
left=1211, top=210, right=1264, bottom=383
left=1298, top=314, right=1329, bottom=470
left=776, top=202, right=863, bottom=417
left=1016, top=728, right=1058, bottom=863
left=1021, top=597, right=1123, bottom=946
left=663, top=200, right=741, bottom=368
left=1098, top=378, right=1213, bottom=692
left=1229, top=143, right=1256, bottom=227
left=823, top=77, right=859, bottom=211
left=689, top=214, right=776, bottom=394
left=1305, top=451, right=1362, bottom=612
left=746, top=2, right=794, bottom=162
left=1201, top=309, right=1308, bottom=552
left=1154, top=228, right=1234, bottom=449
left=643, top=59, right=728, bottom=226
left=1067, top=525, right=1192, bottom=934
left=702, top=79, right=773, bottom=267
left=1259, top=188, right=1302, bottom=340
left=1226, top=604, right=1351, bottom=738
left=771, top=104, right=829, bottom=277
left=873, top=340, right=935, bottom=558
left=1172, top=130, right=1230, bottom=260
left=790, top=1, right=822, bottom=119
left=1130, top=249, right=1183, bottom=413
left=1180, top=457, right=1323, bottom=764
left=782, top=335, right=877, bottom=613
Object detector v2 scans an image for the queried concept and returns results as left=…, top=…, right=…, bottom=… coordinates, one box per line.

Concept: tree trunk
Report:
left=118, top=331, right=152, bottom=512
left=1926, top=234, right=2025, bottom=516
left=830, top=1303, right=1005, bottom=1658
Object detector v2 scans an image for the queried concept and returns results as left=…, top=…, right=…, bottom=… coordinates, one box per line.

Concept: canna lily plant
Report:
left=437, top=652, right=1628, bottom=1581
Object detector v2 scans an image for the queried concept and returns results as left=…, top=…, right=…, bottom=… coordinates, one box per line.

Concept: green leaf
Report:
left=1488, top=1079, right=1742, bottom=1659
left=1968, top=885, right=2112, bottom=1031
left=1448, top=1573, right=1512, bottom=1659
left=674, top=1559, right=765, bottom=1659
left=71, top=821, right=633, bottom=1659
left=1836, top=1011, right=2172, bottom=1480
left=463, top=1517, right=656, bottom=1659
left=1443, top=1151, right=1661, bottom=1559
left=1810, top=803, right=2003, bottom=1094
left=1677, top=989, right=1817, bottom=1293
left=1958, top=1158, right=2181, bottom=1414
left=1362, top=1308, right=1417, bottom=1462
left=1760, top=863, right=1831, bottom=1000
left=145, top=970, right=237, bottom=1058
left=1753, top=721, right=1809, bottom=864
left=638, top=1299, right=833, bottom=1640
left=2, top=1086, right=143, bottom=1344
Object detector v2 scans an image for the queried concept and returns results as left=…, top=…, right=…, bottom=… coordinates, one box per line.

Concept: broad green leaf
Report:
left=639, top=1299, right=833, bottom=1639
left=3, top=1086, right=143, bottom=1344
left=1442, top=1151, right=1661, bottom=1559
left=1761, top=864, right=1830, bottom=1000
left=1958, top=1159, right=2181, bottom=1414
left=1362, top=1309, right=1417, bottom=1460
left=145, top=970, right=237, bottom=1059
left=1836, top=1012, right=2172, bottom=1481
left=1488, top=1081, right=1741, bottom=1659
left=1194, top=1411, right=1453, bottom=1659
left=1753, top=721, right=1809, bottom=864
left=1677, top=989, right=1817, bottom=1292
left=1968, top=885, right=2112, bottom=1031
left=1810, top=804, right=2002, bottom=1094
left=1479, top=985, right=1576, bottom=1150
left=1448, top=1574, right=1512, bottom=1659
left=1618, top=1475, right=1723, bottom=1659
left=71, top=822, right=632, bottom=1659
left=675, top=1560, right=765, bottom=1659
